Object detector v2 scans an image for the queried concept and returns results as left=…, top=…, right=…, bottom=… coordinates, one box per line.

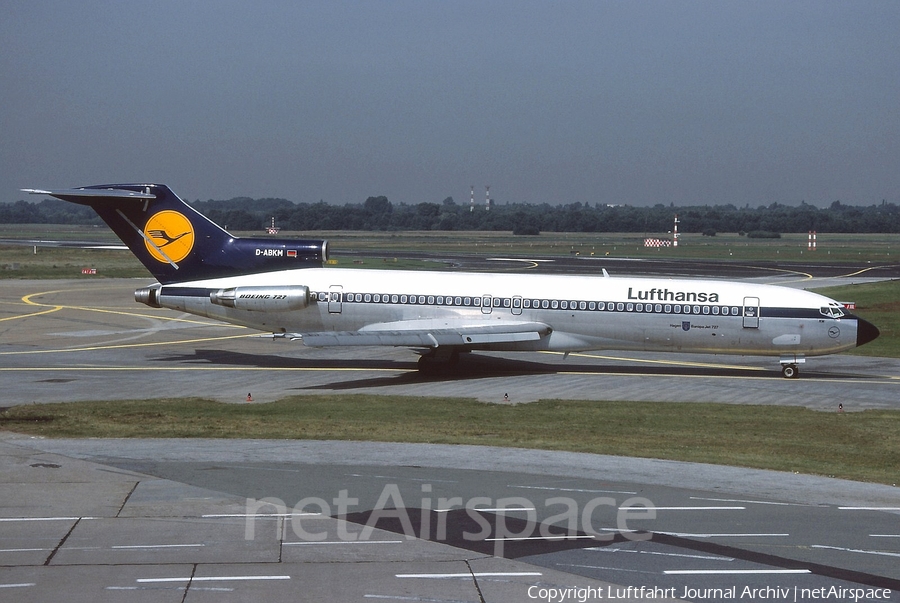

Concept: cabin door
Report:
left=512, top=296, right=523, bottom=315
left=328, top=285, right=343, bottom=314
left=742, top=296, right=759, bottom=328
left=481, top=295, right=492, bottom=314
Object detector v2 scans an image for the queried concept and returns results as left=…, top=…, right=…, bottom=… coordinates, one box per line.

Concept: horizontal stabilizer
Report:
left=24, top=187, right=156, bottom=201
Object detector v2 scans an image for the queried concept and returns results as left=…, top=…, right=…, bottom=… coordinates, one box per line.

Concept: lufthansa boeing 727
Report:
left=25, top=184, right=879, bottom=378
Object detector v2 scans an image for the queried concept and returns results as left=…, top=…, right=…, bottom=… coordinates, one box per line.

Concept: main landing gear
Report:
left=416, top=349, right=462, bottom=373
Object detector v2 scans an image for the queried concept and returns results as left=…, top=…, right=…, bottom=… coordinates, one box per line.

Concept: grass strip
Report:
left=2, top=396, right=898, bottom=485
left=811, top=280, right=900, bottom=358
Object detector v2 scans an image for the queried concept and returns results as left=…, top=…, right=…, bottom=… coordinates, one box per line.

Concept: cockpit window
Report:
left=820, top=305, right=845, bottom=319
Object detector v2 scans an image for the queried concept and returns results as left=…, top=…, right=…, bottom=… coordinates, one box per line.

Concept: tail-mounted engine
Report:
left=209, top=285, right=310, bottom=312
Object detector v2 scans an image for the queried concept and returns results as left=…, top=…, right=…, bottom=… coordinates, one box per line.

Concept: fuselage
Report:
left=144, top=267, right=867, bottom=357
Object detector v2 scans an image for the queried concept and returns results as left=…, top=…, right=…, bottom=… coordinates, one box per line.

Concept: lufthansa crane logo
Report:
left=143, top=210, right=194, bottom=263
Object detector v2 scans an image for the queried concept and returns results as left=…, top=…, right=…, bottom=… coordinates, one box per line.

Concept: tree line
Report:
left=3, top=195, right=899, bottom=234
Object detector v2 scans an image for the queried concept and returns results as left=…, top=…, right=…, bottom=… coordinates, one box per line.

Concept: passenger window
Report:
left=589, top=302, right=596, bottom=310
left=674, top=305, right=681, bottom=313
left=617, top=303, right=624, bottom=311
left=664, top=304, right=671, bottom=313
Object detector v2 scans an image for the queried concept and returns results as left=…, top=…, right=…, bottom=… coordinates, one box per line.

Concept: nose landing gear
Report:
left=781, top=364, right=799, bottom=379
left=780, top=355, right=804, bottom=379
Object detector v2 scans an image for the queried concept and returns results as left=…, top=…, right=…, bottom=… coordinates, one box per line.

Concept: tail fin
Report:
left=25, top=184, right=327, bottom=284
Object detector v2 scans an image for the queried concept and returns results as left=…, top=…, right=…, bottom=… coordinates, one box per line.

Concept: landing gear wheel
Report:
left=781, top=364, right=799, bottom=379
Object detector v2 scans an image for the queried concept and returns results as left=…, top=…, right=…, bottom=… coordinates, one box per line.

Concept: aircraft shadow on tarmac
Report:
left=344, top=508, right=900, bottom=591
left=151, top=348, right=410, bottom=371
left=151, top=348, right=864, bottom=391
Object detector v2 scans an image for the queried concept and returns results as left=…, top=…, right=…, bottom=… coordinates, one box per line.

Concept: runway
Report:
left=1, top=276, right=899, bottom=601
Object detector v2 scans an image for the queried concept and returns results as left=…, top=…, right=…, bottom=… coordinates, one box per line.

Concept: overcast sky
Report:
left=3, top=1, right=898, bottom=207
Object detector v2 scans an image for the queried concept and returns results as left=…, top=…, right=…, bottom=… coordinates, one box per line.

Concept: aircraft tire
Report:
left=781, top=364, right=799, bottom=379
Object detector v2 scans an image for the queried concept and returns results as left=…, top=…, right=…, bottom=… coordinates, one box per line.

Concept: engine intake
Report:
left=209, top=285, right=309, bottom=312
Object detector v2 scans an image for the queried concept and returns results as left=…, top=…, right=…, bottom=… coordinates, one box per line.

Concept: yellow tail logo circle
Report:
left=143, top=210, right=195, bottom=263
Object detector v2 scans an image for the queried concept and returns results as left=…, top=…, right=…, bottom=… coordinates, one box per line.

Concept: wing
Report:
left=293, top=319, right=550, bottom=348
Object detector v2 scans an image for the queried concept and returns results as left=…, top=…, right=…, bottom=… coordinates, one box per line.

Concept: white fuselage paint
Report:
left=152, top=267, right=858, bottom=357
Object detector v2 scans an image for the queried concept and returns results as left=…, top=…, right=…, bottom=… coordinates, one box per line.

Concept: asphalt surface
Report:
left=2, top=437, right=898, bottom=602
left=1, top=265, right=898, bottom=602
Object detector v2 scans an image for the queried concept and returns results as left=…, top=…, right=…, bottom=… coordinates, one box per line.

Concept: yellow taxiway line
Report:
left=541, top=350, right=768, bottom=372
left=0, top=306, right=64, bottom=322
left=20, top=289, right=227, bottom=327
left=0, top=333, right=258, bottom=356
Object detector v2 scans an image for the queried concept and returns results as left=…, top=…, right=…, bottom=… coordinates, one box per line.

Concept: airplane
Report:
left=25, top=184, right=879, bottom=378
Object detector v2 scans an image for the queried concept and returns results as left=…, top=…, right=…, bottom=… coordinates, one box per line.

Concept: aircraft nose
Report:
left=856, top=317, right=880, bottom=347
